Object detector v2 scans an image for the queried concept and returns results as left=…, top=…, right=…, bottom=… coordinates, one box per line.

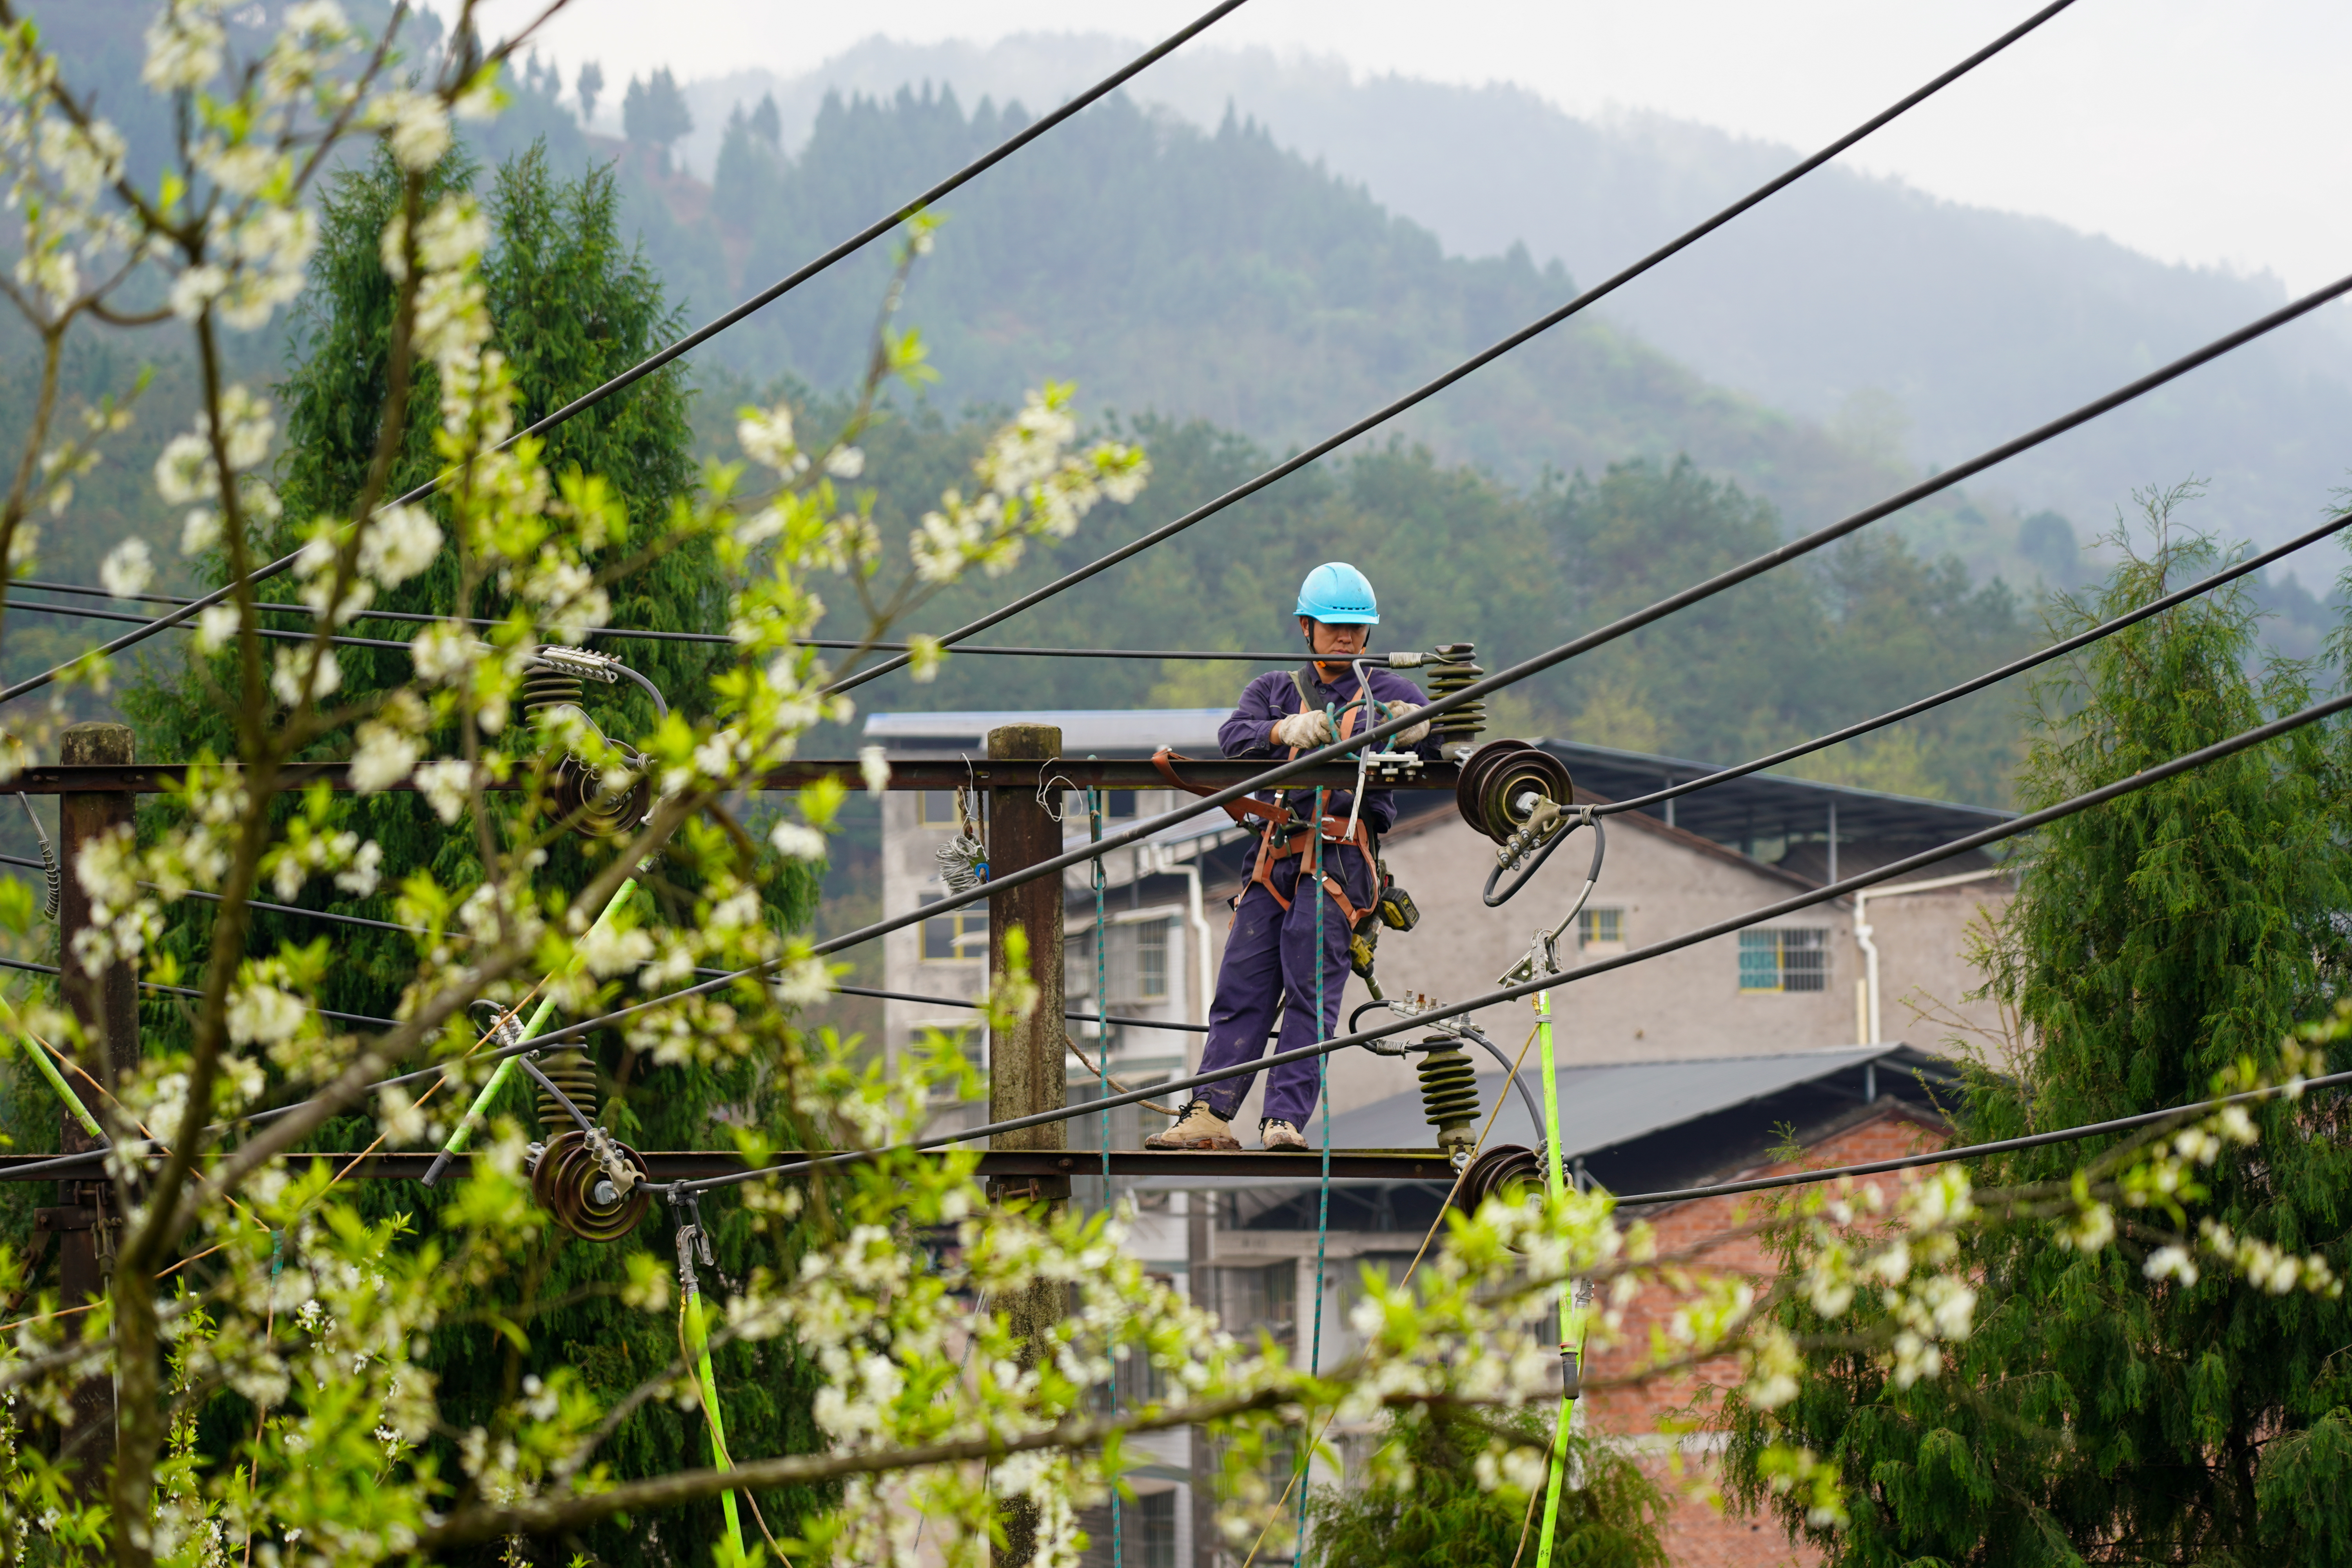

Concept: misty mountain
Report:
left=666, top=34, right=2352, bottom=560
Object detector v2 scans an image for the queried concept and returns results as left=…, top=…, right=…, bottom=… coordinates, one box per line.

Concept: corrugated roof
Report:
left=1327, top=1043, right=1904, bottom=1155
left=1126, top=1044, right=1916, bottom=1192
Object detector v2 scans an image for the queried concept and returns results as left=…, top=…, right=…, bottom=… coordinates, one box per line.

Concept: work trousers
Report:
left=1195, top=841, right=1374, bottom=1129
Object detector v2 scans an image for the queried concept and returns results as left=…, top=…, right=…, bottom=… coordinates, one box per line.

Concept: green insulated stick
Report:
left=1534, top=988, right=1587, bottom=1568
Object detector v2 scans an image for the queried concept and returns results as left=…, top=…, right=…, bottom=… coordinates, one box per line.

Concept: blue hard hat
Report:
left=1295, top=561, right=1379, bottom=624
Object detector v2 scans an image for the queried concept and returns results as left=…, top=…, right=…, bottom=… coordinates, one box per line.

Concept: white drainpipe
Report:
left=1853, top=867, right=2007, bottom=1046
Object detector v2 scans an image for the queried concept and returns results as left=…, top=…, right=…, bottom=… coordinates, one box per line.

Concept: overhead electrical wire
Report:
left=141, top=673, right=2343, bottom=1183
left=824, top=0, right=2085, bottom=696
left=475, top=263, right=2352, bottom=1025
left=15, top=580, right=1306, bottom=661
left=647, top=677, right=2352, bottom=1189
left=1600, top=1065, right=2352, bottom=1208
left=0, top=952, right=397, bottom=1030
left=1601, top=508, right=2352, bottom=819
left=0, top=848, right=1212, bottom=1034
left=0, top=0, right=1256, bottom=707
left=36, top=263, right=2352, bottom=1156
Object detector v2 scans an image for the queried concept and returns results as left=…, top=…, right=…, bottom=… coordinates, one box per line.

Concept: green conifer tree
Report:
left=1722, top=488, right=2352, bottom=1565
left=1305, top=1405, right=1667, bottom=1568
left=127, top=143, right=826, bottom=1564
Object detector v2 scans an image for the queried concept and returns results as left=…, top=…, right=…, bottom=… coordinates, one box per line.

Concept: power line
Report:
left=1600, top=509, right=2352, bottom=820
left=8, top=596, right=414, bottom=651
left=551, top=263, right=2352, bottom=1010
left=825, top=0, right=2084, bottom=696
left=62, top=260, right=2352, bottom=1134
left=0, top=850, right=1212, bottom=1032
left=1608, top=1067, right=2352, bottom=1209
left=0, top=952, right=398, bottom=1029
left=156, top=664, right=2351, bottom=1162
left=0, top=0, right=1256, bottom=707
left=652, top=675, right=2352, bottom=1189
left=13, top=579, right=1308, bottom=661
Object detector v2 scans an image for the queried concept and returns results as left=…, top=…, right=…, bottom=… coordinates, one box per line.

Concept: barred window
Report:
left=1739, top=928, right=1829, bottom=993
left=1577, top=907, right=1624, bottom=948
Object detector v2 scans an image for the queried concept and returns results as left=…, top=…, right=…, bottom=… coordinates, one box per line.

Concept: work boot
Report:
left=1260, top=1118, right=1310, bottom=1152
left=1145, top=1100, right=1240, bottom=1151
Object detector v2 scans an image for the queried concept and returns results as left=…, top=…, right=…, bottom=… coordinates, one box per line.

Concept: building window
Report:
left=1077, top=1490, right=1176, bottom=1568
left=1577, top=907, right=1624, bottom=948
left=916, top=789, right=962, bottom=827
left=1067, top=918, right=1173, bottom=1005
left=1211, top=1262, right=1296, bottom=1341
left=920, top=895, right=987, bottom=962
left=1134, top=918, right=1169, bottom=998
left=1740, top=928, right=1829, bottom=993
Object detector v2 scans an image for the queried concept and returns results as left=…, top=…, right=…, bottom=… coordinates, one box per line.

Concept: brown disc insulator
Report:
left=1450, top=1143, right=1545, bottom=1217
left=524, top=666, right=650, bottom=839
left=531, top=1130, right=652, bottom=1242
left=1454, top=739, right=1575, bottom=844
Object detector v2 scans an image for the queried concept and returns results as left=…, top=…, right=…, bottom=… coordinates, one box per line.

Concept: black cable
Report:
left=498, top=257, right=2352, bottom=1054
left=8, top=597, right=415, bottom=651
left=826, top=0, right=2083, bottom=697
left=657, top=675, right=2352, bottom=1190
left=1601, top=509, right=2352, bottom=820
left=1608, top=1067, right=2352, bottom=1208
left=12, top=582, right=1324, bottom=662
left=0, top=0, right=1256, bottom=707
left=0, top=953, right=399, bottom=1029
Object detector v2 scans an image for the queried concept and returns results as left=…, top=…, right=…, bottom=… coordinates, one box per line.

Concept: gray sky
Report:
left=449, top=0, right=2352, bottom=292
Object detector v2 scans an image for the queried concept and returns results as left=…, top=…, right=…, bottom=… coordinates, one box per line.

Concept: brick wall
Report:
left=1582, top=1105, right=1950, bottom=1566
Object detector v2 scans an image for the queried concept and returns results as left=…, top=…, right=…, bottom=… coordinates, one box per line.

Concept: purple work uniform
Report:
left=1193, top=663, right=1441, bottom=1131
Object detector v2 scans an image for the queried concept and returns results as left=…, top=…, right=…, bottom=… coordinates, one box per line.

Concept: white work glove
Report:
left=1384, top=700, right=1432, bottom=746
left=1272, top=708, right=1335, bottom=749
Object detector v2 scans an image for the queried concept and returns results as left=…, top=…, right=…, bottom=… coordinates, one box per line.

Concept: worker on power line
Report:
left=1146, top=563, right=1436, bottom=1152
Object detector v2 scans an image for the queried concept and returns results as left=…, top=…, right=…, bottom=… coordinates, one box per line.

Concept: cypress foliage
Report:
left=1303, top=1405, right=1667, bottom=1568
left=1722, top=489, right=2352, bottom=1565
left=125, top=143, right=827, bottom=1564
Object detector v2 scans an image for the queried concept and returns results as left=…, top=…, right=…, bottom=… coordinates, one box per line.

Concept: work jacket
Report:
left=1219, top=663, right=1441, bottom=835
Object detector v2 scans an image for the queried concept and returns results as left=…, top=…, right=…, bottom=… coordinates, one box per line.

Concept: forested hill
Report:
left=565, top=79, right=1939, bottom=544
left=679, top=34, right=2352, bottom=560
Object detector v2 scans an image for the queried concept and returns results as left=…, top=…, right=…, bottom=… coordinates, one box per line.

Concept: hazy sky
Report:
left=443, top=0, right=2352, bottom=293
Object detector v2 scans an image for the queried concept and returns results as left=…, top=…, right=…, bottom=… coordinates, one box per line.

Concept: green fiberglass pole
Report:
left=686, top=1272, right=746, bottom=1559
left=1534, top=989, right=1586, bottom=1568
left=19, top=1031, right=102, bottom=1139
left=420, top=877, right=638, bottom=1186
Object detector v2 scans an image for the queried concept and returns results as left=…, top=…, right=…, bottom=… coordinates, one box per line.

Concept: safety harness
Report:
left=1152, top=667, right=1379, bottom=930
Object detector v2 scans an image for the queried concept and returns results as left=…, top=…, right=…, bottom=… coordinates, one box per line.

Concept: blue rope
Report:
left=1298, top=783, right=1333, bottom=1563
left=1087, top=783, right=1121, bottom=1568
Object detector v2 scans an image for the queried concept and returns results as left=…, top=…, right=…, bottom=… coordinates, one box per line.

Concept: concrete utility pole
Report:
left=53, top=722, right=137, bottom=1486
left=985, top=722, right=1068, bottom=1567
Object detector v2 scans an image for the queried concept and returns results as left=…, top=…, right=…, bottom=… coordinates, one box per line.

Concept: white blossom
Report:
left=99, top=537, right=154, bottom=598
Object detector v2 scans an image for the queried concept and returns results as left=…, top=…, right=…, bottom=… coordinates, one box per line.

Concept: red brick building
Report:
left=1586, top=1100, right=1952, bottom=1567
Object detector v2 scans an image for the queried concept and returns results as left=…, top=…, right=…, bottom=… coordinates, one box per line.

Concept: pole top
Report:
left=985, top=722, right=1063, bottom=761
left=59, top=722, right=132, bottom=768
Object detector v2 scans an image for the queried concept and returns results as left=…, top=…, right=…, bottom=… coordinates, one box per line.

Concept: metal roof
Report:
left=1543, top=739, right=2011, bottom=850
left=1129, top=1043, right=1954, bottom=1194
left=864, top=709, right=1229, bottom=757
left=1326, top=1044, right=1907, bottom=1155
